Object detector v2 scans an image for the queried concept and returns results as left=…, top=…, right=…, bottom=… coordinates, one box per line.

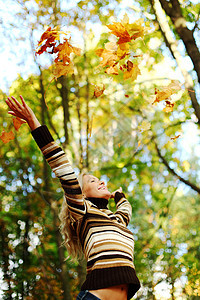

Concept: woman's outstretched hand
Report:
left=6, top=95, right=41, bottom=131
left=110, top=187, right=123, bottom=199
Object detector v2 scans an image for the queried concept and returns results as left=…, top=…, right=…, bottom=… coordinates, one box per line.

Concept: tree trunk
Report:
left=151, top=0, right=200, bottom=124
left=159, top=0, right=200, bottom=83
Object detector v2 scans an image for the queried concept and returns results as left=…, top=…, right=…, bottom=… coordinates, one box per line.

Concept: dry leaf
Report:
left=13, top=118, right=26, bottom=131
left=152, top=80, right=181, bottom=104
left=94, top=85, right=105, bottom=98
left=170, top=134, right=181, bottom=141
left=163, top=100, right=174, bottom=113
left=0, top=130, right=15, bottom=144
left=123, top=63, right=141, bottom=80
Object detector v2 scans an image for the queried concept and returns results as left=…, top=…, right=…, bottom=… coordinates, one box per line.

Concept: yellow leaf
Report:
left=153, top=80, right=181, bottom=104
left=53, top=61, right=74, bottom=79
left=123, top=63, right=141, bottom=80
left=105, top=65, right=119, bottom=75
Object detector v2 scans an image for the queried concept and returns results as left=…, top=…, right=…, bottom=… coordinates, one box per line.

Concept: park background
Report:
left=0, top=0, right=200, bottom=299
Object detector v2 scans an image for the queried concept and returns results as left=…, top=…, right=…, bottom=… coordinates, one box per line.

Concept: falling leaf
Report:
left=138, top=120, right=151, bottom=132
left=106, top=22, right=131, bottom=44
left=152, top=80, right=181, bottom=104
left=13, top=118, right=26, bottom=131
left=123, top=62, right=141, bottom=80
left=0, top=130, right=15, bottom=144
left=125, top=94, right=129, bottom=98
left=52, top=61, right=74, bottom=79
left=36, top=27, right=81, bottom=79
left=170, top=134, right=181, bottom=141
left=93, top=84, right=105, bottom=98
left=107, top=15, right=147, bottom=44
left=163, top=100, right=174, bottom=113
left=95, top=49, right=118, bottom=68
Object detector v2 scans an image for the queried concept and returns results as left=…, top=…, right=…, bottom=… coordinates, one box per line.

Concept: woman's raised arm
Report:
left=6, top=96, right=86, bottom=221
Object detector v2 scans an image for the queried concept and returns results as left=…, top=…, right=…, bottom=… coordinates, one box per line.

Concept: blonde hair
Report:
left=59, top=172, right=87, bottom=259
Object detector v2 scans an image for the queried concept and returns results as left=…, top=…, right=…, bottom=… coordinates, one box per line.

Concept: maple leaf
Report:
left=95, top=49, right=118, bottom=68
left=107, top=14, right=147, bottom=44
left=93, top=84, right=105, bottom=98
left=123, top=62, right=141, bottom=80
left=0, top=130, right=15, bottom=144
left=13, top=117, right=26, bottom=131
left=138, top=120, right=151, bottom=132
left=152, top=80, right=181, bottom=104
left=106, top=22, right=131, bottom=44
left=52, top=61, right=74, bottom=79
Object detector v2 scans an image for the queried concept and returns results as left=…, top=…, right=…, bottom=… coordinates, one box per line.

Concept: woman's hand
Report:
left=6, top=95, right=41, bottom=131
left=110, top=187, right=123, bottom=199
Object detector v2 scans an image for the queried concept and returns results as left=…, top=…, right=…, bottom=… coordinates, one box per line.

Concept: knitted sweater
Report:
left=32, top=125, right=140, bottom=299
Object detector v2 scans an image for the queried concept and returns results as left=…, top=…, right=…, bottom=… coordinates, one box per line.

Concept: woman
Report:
left=6, top=95, right=140, bottom=300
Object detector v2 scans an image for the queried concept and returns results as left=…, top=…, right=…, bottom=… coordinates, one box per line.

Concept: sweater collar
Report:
left=86, top=197, right=108, bottom=209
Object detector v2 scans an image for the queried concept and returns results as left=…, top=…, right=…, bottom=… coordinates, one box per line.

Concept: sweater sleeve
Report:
left=31, top=125, right=86, bottom=220
left=114, top=192, right=132, bottom=226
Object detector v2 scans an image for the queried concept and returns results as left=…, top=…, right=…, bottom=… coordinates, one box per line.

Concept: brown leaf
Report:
left=0, top=130, right=15, bottom=144
left=94, top=84, right=105, bottom=98
left=170, top=134, right=181, bottom=141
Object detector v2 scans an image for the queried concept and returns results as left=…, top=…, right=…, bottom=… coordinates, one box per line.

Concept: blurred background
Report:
left=0, top=0, right=200, bottom=299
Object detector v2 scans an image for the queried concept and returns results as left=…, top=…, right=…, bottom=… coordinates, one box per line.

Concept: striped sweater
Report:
left=32, top=125, right=140, bottom=299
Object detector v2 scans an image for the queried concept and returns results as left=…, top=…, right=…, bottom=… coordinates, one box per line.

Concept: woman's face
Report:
left=82, top=175, right=111, bottom=200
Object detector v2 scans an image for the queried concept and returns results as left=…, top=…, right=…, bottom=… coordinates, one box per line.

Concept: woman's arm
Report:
left=111, top=188, right=132, bottom=226
left=6, top=96, right=86, bottom=220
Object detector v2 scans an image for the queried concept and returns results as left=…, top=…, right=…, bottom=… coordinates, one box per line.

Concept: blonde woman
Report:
left=6, top=96, right=140, bottom=300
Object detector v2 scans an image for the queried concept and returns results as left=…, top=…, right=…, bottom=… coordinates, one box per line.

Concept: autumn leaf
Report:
left=107, top=22, right=131, bottom=44
left=36, top=27, right=81, bottom=79
left=152, top=80, right=181, bottom=104
left=13, top=117, right=26, bottom=131
left=0, top=130, right=15, bottom=144
left=170, top=134, right=181, bottom=141
left=123, top=62, right=141, bottom=80
left=107, top=14, right=147, bottom=44
left=138, top=120, right=151, bottom=132
left=52, top=61, right=74, bottom=79
left=93, top=84, right=105, bottom=98
left=163, top=100, right=174, bottom=113
left=95, top=49, right=118, bottom=68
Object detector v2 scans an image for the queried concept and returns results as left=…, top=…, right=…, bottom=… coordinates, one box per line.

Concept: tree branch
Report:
left=155, top=141, right=200, bottom=194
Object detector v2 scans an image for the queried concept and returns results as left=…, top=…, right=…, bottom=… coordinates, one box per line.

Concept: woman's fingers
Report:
left=11, top=96, right=23, bottom=110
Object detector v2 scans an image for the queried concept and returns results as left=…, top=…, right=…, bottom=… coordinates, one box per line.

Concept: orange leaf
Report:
left=170, top=134, right=181, bottom=141
left=13, top=118, right=26, bottom=131
left=106, top=22, right=131, bottom=44
left=0, top=130, right=15, bottom=144
left=94, top=84, right=105, bottom=98
left=152, top=80, right=181, bottom=104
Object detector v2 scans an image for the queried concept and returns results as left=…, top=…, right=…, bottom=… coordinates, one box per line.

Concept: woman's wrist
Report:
left=28, top=116, right=41, bottom=131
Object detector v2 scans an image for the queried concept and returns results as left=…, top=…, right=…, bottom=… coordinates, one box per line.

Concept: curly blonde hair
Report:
left=59, top=173, right=87, bottom=259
